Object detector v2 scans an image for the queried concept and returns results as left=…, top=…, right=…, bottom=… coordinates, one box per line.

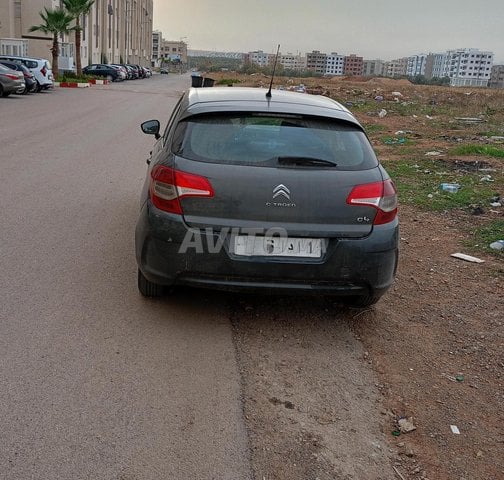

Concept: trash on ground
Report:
left=440, top=183, right=461, bottom=193
left=425, top=151, right=444, bottom=156
left=392, top=429, right=401, bottom=437
left=455, top=375, right=465, bottom=382
left=375, top=95, right=384, bottom=101
left=489, top=240, right=504, bottom=251
left=391, top=91, right=403, bottom=97
left=378, top=109, right=388, bottom=118
left=480, top=175, right=494, bottom=182
left=455, top=117, right=485, bottom=124
left=425, top=115, right=434, bottom=120
left=489, top=136, right=504, bottom=143
left=398, top=417, right=416, bottom=433
left=384, top=137, right=406, bottom=145
left=450, top=425, right=461, bottom=435
left=451, top=253, right=485, bottom=263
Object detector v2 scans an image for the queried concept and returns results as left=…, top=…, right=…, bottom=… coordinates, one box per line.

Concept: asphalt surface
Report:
left=0, top=75, right=252, bottom=480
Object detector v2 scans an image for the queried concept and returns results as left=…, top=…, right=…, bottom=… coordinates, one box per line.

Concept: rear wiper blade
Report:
left=277, top=156, right=337, bottom=167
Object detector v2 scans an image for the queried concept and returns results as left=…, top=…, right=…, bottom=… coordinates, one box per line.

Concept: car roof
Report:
left=181, top=87, right=361, bottom=127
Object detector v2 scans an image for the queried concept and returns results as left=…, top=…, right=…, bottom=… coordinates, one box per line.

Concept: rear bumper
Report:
left=136, top=202, right=399, bottom=297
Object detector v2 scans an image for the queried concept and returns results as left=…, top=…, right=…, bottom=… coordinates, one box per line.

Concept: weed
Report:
left=450, top=145, right=504, bottom=158
left=466, top=220, right=504, bottom=257
left=382, top=158, right=502, bottom=211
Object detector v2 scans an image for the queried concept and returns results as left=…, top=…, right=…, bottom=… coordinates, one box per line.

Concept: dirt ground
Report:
left=216, top=73, right=503, bottom=479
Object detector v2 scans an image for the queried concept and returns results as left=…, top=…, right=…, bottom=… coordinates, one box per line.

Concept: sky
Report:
left=153, top=0, right=504, bottom=63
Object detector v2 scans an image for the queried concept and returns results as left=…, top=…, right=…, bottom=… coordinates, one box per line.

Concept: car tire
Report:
left=36, top=81, right=42, bottom=92
left=138, top=269, right=165, bottom=297
left=343, top=294, right=380, bottom=308
left=106, top=74, right=113, bottom=82
left=1, top=86, right=10, bottom=97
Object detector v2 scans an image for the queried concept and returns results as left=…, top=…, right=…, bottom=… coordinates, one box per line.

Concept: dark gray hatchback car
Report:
left=136, top=87, right=398, bottom=306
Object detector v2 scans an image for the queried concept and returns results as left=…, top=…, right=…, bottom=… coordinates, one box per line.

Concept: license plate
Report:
left=233, top=235, right=322, bottom=258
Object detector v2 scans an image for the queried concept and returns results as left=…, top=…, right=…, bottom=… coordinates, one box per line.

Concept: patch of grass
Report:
left=216, top=78, right=241, bottom=86
left=382, top=158, right=502, bottom=211
left=467, top=220, right=504, bottom=257
left=450, top=145, right=504, bottom=158
left=362, top=123, right=387, bottom=134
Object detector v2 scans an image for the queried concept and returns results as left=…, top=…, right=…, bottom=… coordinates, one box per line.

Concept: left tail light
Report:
left=149, top=165, right=214, bottom=214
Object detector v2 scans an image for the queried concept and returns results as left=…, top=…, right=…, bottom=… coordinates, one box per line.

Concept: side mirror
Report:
left=141, top=119, right=161, bottom=139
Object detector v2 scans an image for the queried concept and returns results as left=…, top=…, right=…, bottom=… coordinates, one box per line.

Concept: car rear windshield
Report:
left=171, top=113, right=378, bottom=170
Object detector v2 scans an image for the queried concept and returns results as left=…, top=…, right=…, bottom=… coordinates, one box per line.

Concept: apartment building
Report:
left=489, top=64, right=504, bottom=88
left=158, top=39, right=187, bottom=66
left=443, top=48, right=493, bottom=87
left=245, top=50, right=272, bottom=68
left=0, top=0, right=153, bottom=70
left=280, top=53, right=306, bottom=71
left=325, top=53, right=344, bottom=76
left=306, top=50, right=326, bottom=74
left=151, top=29, right=161, bottom=65
left=383, top=57, right=408, bottom=77
left=406, top=54, right=427, bottom=77
left=424, top=52, right=447, bottom=79
left=363, top=59, right=384, bottom=76
left=343, top=54, right=363, bottom=76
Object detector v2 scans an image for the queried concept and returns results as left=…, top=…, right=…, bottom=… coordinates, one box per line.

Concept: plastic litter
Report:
left=480, top=175, right=494, bottom=182
left=451, top=253, right=485, bottom=263
left=378, top=109, right=388, bottom=118
left=391, top=91, right=403, bottom=97
left=440, top=183, right=461, bottom=193
left=375, top=95, right=384, bottom=101
left=489, top=240, right=504, bottom=251
left=450, top=425, right=461, bottom=435
left=425, top=151, right=444, bottom=156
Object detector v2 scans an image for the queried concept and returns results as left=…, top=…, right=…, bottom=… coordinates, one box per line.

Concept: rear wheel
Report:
left=1, top=85, right=10, bottom=97
left=106, top=74, right=113, bottom=82
left=138, top=269, right=165, bottom=297
left=342, top=294, right=380, bottom=308
left=36, top=81, right=42, bottom=92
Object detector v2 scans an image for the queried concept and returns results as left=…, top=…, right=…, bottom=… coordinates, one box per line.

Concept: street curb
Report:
left=89, top=79, right=110, bottom=85
left=54, top=82, right=90, bottom=88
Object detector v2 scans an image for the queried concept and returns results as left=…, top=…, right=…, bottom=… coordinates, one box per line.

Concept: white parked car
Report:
left=0, top=55, right=53, bottom=91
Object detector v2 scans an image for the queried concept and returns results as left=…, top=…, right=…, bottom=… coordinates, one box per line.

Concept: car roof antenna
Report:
left=266, top=44, right=281, bottom=98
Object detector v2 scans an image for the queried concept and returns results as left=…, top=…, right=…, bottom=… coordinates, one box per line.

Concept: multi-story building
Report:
left=159, top=39, right=187, bottom=65
left=0, top=0, right=153, bottom=71
left=325, top=52, right=344, bottom=76
left=363, top=59, right=384, bottom=76
left=489, top=64, right=504, bottom=88
left=245, top=50, right=272, bottom=68
left=151, top=30, right=162, bottom=66
left=406, top=54, right=427, bottom=77
left=424, top=52, right=447, bottom=79
left=343, top=54, right=363, bottom=76
left=443, top=48, right=493, bottom=87
left=306, top=50, right=326, bottom=74
left=383, top=57, right=408, bottom=77
left=280, top=53, right=305, bottom=71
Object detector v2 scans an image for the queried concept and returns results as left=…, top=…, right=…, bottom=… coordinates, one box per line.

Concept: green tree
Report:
left=62, top=0, right=95, bottom=76
left=30, top=7, right=76, bottom=77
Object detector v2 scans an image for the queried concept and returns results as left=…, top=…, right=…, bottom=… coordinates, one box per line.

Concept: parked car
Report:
left=125, top=64, right=140, bottom=79
left=136, top=87, right=399, bottom=305
left=159, top=68, right=169, bottom=75
left=0, top=64, right=25, bottom=97
left=109, top=64, right=127, bottom=81
left=82, top=64, right=123, bottom=81
left=111, top=64, right=128, bottom=80
left=143, top=67, right=152, bottom=77
left=0, top=55, right=53, bottom=91
left=0, top=61, right=37, bottom=94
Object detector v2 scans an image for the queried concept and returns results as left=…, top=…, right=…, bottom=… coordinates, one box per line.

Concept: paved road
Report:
left=0, top=75, right=252, bottom=480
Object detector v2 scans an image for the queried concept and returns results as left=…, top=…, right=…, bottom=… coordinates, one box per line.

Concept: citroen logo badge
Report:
left=273, top=184, right=291, bottom=200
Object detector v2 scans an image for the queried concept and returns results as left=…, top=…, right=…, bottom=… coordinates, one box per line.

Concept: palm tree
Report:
left=63, top=0, right=95, bottom=76
left=30, top=7, right=76, bottom=78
